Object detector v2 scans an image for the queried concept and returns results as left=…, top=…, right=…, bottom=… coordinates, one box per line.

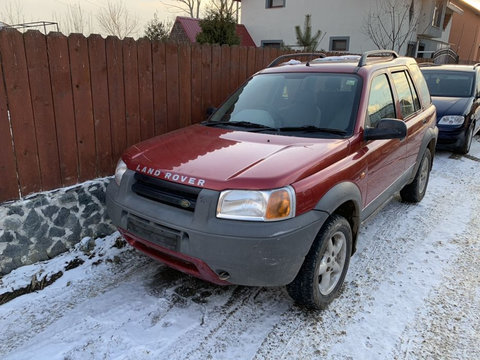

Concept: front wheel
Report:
left=286, top=214, right=352, bottom=309
left=457, top=123, right=474, bottom=155
left=400, top=148, right=432, bottom=203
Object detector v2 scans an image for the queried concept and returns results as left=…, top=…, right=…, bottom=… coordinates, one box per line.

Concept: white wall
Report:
left=240, top=0, right=378, bottom=52
left=240, top=0, right=447, bottom=55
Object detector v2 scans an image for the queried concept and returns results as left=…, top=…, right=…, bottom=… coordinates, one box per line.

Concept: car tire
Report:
left=286, top=214, right=352, bottom=310
left=400, top=148, right=432, bottom=203
left=457, top=123, right=474, bottom=155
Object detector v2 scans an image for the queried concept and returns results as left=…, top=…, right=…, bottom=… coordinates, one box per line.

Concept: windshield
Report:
left=205, top=72, right=362, bottom=138
left=422, top=70, right=474, bottom=97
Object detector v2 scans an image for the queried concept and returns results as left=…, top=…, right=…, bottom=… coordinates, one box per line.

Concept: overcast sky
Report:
left=2, top=0, right=480, bottom=39
left=0, top=0, right=176, bottom=38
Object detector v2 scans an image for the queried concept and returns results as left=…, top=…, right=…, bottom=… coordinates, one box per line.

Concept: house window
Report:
left=329, top=37, right=349, bottom=52
left=266, top=0, right=285, bottom=8
left=261, top=40, right=283, bottom=48
left=432, top=0, right=443, bottom=27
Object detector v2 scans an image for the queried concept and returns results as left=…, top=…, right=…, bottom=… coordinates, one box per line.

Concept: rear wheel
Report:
left=400, top=148, right=432, bottom=203
left=286, top=214, right=352, bottom=309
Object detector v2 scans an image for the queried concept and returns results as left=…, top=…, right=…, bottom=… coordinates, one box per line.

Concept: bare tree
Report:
left=53, top=3, right=93, bottom=35
left=362, top=0, right=420, bottom=53
left=207, top=0, right=240, bottom=22
left=167, top=0, right=203, bottom=18
left=1, top=0, right=25, bottom=25
left=96, top=0, right=139, bottom=39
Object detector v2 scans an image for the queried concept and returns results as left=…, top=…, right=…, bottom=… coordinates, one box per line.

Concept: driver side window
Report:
left=367, top=74, right=396, bottom=128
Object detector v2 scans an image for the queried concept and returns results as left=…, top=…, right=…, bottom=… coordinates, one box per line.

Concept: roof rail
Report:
left=358, top=50, right=399, bottom=67
left=473, top=63, right=480, bottom=69
left=418, top=62, right=438, bottom=67
left=267, top=52, right=326, bottom=68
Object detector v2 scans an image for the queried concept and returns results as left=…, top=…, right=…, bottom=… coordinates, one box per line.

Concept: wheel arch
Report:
left=409, top=127, right=438, bottom=183
left=314, top=182, right=362, bottom=254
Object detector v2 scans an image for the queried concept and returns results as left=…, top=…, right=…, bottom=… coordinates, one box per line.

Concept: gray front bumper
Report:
left=106, top=170, right=328, bottom=286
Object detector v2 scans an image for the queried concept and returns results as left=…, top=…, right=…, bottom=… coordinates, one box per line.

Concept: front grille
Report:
left=127, top=214, right=181, bottom=251
left=132, top=173, right=201, bottom=211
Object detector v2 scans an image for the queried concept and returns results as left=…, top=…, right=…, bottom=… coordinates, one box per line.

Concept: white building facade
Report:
left=237, top=0, right=461, bottom=57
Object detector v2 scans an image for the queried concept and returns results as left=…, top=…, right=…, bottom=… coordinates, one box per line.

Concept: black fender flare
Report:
left=408, top=126, right=438, bottom=183
left=314, top=182, right=362, bottom=252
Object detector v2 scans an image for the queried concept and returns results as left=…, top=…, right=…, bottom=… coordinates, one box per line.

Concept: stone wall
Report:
left=0, top=178, right=116, bottom=275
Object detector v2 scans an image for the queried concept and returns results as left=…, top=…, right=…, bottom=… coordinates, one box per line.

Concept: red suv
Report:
left=107, top=51, right=438, bottom=309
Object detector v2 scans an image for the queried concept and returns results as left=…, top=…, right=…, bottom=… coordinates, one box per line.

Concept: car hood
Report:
left=123, top=124, right=350, bottom=191
left=431, top=96, right=473, bottom=118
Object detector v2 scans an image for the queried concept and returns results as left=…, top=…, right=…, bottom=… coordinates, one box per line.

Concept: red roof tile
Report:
left=174, top=16, right=256, bottom=47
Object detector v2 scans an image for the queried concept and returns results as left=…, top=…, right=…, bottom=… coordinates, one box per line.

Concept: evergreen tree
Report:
left=145, top=12, right=171, bottom=41
left=295, top=14, right=323, bottom=52
left=196, top=8, right=240, bottom=46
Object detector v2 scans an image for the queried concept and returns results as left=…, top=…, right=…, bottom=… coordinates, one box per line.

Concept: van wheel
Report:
left=400, top=148, right=432, bottom=203
left=286, top=214, right=352, bottom=309
left=457, top=123, right=474, bottom=155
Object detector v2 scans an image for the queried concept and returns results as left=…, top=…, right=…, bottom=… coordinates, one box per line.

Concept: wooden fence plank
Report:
left=0, top=45, right=19, bottom=201
left=122, top=37, right=141, bottom=147
left=88, top=34, right=113, bottom=176
left=178, top=43, right=192, bottom=128
left=230, top=45, right=240, bottom=93
left=238, top=46, right=248, bottom=85
left=106, top=36, right=127, bottom=162
left=24, top=30, right=62, bottom=191
left=137, top=38, right=154, bottom=140
left=255, top=47, right=264, bottom=73
left=211, top=45, right=222, bottom=108
left=47, top=32, right=79, bottom=186
left=68, top=33, right=96, bottom=182
left=152, top=41, right=167, bottom=136
left=201, top=45, right=212, bottom=118
left=221, top=45, right=231, bottom=102
left=0, top=29, right=41, bottom=195
left=166, top=42, right=180, bottom=132
left=190, top=44, right=203, bottom=123
left=247, top=46, right=256, bottom=77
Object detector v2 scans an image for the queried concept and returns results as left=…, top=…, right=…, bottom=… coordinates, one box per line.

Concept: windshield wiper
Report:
left=203, top=120, right=277, bottom=130
left=276, top=126, right=348, bottom=135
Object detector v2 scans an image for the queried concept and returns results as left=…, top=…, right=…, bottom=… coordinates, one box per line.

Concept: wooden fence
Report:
left=0, top=29, right=289, bottom=202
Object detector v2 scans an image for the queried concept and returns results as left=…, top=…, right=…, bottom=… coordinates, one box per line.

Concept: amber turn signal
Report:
left=266, top=189, right=292, bottom=220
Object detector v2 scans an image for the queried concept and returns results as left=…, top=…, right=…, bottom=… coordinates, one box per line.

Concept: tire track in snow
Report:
left=252, top=149, right=478, bottom=359
left=392, top=181, right=480, bottom=360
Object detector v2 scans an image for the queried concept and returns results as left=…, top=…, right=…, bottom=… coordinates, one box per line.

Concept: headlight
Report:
left=217, top=186, right=295, bottom=221
left=438, top=115, right=464, bottom=126
left=114, top=159, right=127, bottom=186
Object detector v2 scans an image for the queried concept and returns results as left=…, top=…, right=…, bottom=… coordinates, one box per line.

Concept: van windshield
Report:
left=422, top=70, right=474, bottom=97
left=205, top=73, right=362, bottom=138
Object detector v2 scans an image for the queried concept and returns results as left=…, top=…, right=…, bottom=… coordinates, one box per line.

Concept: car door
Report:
left=391, top=69, right=426, bottom=172
left=363, top=72, right=407, bottom=207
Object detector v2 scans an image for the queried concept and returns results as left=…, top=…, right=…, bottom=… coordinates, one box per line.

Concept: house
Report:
left=169, top=16, right=256, bottom=46
left=235, top=0, right=459, bottom=56
left=449, top=0, right=480, bottom=63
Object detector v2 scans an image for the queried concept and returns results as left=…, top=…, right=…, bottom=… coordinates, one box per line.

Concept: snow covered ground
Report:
left=1, top=138, right=480, bottom=360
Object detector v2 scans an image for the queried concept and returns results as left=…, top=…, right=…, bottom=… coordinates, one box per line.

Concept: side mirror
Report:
left=364, top=118, right=407, bottom=141
left=206, top=107, right=217, bottom=117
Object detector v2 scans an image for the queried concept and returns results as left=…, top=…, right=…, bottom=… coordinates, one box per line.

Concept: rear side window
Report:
left=392, top=71, right=419, bottom=118
left=409, top=64, right=431, bottom=107
left=367, top=74, right=395, bottom=128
